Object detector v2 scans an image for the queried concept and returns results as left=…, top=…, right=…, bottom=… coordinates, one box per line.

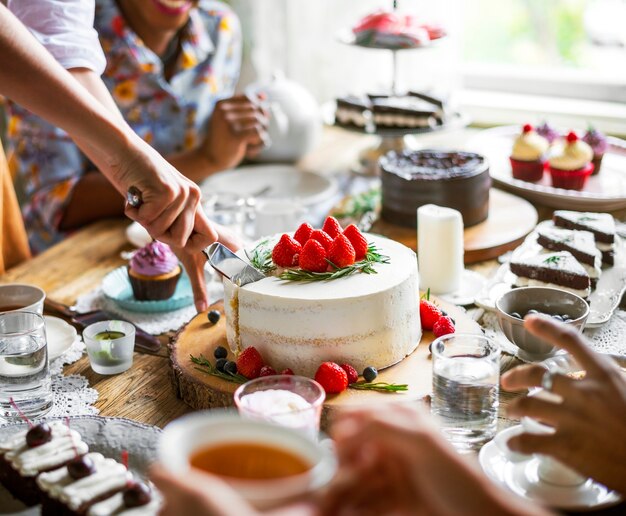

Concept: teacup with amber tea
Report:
left=159, top=411, right=336, bottom=509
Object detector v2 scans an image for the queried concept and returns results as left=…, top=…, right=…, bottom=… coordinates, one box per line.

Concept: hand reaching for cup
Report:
left=502, top=315, right=626, bottom=495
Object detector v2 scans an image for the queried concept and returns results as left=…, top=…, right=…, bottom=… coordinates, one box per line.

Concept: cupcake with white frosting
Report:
left=548, top=131, right=594, bottom=190
left=510, top=124, right=549, bottom=182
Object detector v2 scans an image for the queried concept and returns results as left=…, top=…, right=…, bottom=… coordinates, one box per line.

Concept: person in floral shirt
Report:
left=5, top=0, right=267, bottom=253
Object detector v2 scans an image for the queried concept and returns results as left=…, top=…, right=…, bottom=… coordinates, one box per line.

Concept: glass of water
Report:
left=431, top=334, right=500, bottom=453
left=203, top=192, right=247, bottom=238
left=0, top=311, right=52, bottom=420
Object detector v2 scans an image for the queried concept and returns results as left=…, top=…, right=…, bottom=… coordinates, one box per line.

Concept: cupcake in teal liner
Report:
left=128, top=241, right=181, bottom=301
left=582, top=126, right=608, bottom=176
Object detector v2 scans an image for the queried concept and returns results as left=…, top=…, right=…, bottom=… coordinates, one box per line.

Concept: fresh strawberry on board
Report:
left=433, top=316, right=455, bottom=338
left=272, top=234, right=302, bottom=268
left=340, top=363, right=359, bottom=384
left=293, top=222, right=314, bottom=246
left=310, top=229, right=334, bottom=252
left=315, top=362, right=349, bottom=394
left=322, top=216, right=343, bottom=239
left=259, top=365, right=277, bottom=377
left=420, top=299, right=442, bottom=331
left=299, top=239, right=328, bottom=273
left=328, top=235, right=356, bottom=268
left=342, top=224, right=368, bottom=261
left=281, top=368, right=294, bottom=375
left=236, top=347, right=265, bottom=379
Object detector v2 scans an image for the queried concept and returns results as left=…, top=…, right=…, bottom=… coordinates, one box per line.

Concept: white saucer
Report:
left=436, top=269, right=487, bottom=306
left=480, top=425, right=622, bottom=511
left=44, top=316, right=77, bottom=361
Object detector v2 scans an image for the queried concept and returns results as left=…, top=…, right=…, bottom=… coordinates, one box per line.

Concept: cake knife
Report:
left=203, top=242, right=266, bottom=286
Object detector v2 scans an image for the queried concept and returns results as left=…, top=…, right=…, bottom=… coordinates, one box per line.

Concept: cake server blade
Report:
left=203, top=242, right=266, bottom=286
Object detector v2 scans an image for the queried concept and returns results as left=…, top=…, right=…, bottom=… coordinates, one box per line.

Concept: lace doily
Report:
left=479, top=309, right=626, bottom=359
left=74, top=281, right=224, bottom=335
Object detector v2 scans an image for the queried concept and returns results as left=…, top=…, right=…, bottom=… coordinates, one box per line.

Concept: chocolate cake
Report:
left=335, top=95, right=371, bottom=129
left=370, top=95, right=439, bottom=129
left=536, top=225, right=602, bottom=286
left=553, top=211, right=616, bottom=265
left=380, top=149, right=490, bottom=228
left=510, top=251, right=591, bottom=299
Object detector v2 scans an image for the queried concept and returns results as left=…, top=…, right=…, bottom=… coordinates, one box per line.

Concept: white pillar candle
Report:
left=417, top=204, right=464, bottom=294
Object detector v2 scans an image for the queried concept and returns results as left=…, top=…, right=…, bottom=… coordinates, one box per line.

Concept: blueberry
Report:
left=215, top=358, right=228, bottom=372
left=552, top=314, right=563, bottom=321
left=527, top=309, right=539, bottom=315
left=510, top=312, right=522, bottom=319
left=67, top=455, right=95, bottom=480
left=363, top=366, right=378, bottom=383
left=207, top=310, right=221, bottom=325
left=123, top=482, right=152, bottom=508
left=224, top=361, right=238, bottom=375
left=213, top=346, right=228, bottom=360
left=26, top=423, right=52, bottom=448
left=562, top=314, right=570, bottom=321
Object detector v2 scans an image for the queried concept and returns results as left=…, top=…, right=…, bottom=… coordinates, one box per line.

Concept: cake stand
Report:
left=333, top=1, right=468, bottom=175
left=169, top=299, right=481, bottom=431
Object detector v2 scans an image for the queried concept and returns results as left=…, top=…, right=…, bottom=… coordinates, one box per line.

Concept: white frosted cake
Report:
left=224, top=234, right=421, bottom=377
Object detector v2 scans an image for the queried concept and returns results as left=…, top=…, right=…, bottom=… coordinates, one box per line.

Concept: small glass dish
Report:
left=83, top=321, right=135, bottom=375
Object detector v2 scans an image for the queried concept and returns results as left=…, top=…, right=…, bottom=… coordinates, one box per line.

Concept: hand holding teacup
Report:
left=502, top=315, right=626, bottom=496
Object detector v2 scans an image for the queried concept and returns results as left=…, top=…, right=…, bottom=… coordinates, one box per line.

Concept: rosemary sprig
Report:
left=279, top=244, right=389, bottom=282
left=245, top=239, right=276, bottom=274
left=190, top=354, right=248, bottom=384
left=543, top=255, right=564, bottom=265
left=332, top=188, right=381, bottom=220
left=349, top=381, right=409, bottom=392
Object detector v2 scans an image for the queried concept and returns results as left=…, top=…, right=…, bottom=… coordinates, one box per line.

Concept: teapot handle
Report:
left=268, top=101, right=289, bottom=136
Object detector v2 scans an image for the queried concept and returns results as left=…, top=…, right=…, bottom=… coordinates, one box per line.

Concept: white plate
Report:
left=125, top=222, right=151, bottom=249
left=474, top=221, right=626, bottom=328
left=480, top=426, right=622, bottom=511
left=437, top=270, right=487, bottom=306
left=200, top=165, right=337, bottom=207
left=44, top=315, right=77, bottom=361
left=469, top=126, right=626, bottom=211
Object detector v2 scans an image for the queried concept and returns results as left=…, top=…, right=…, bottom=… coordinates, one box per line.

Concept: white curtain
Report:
left=230, top=0, right=462, bottom=102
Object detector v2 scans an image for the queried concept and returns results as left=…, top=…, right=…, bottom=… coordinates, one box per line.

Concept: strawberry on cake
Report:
left=223, top=218, right=421, bottom=378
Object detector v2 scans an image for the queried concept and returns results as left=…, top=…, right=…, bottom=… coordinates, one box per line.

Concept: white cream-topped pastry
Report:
left=2, top=421, right=89, bottom=477
left=37, top=452, right=131, bottom=511
left=224, top=234, right=421, bottom=377
left=511, top=124, right=549, bottom=161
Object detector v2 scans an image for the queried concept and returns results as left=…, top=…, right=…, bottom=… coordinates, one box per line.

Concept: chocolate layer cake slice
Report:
left=510, top=251, right=591, bottom=299
left=553, top=211, right=616, bottom=265
left=335, top=95, right=371, bottom=129
left=536, top=225, right=602, bottom=285
left=370, top=95, right=438, bottom=129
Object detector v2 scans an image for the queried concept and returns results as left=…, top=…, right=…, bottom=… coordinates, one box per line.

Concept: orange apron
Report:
left=0, top=141, right=30, bottom=273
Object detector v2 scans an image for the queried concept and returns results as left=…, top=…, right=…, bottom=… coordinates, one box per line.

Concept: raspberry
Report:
left=310, top=229, right=333, bottom=252
left=342, top=224, right=368, bottom=261
left=299, top=239, right=328, bottom=272
left=420, top=299, right=442, bottom=331
left=314, top=362, right=348, bottom=394
left=236, top=347, right=265, bottom=379
left=328, top=235, right=356, bottom=268
left=293, top=222, right=314, bottom=245
left=322, top=216, right=343, bottom=239
left=566, top=130, right=578, bottom=143
left=433, top=316, right=456, bottom=338
left=522, top=123, right=533, bottom=133
left=259, top=365, right=277, bottom=377
left=271, top=234, right=302, bottom=268
left=281, top=368, right=294, bottom=375
left=340, top=364, right=358, bottom=384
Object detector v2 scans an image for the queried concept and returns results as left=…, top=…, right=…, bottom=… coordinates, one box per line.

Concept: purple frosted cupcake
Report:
left=582, top=127, right=608, bottom=175
left=128, top=241, right=181, bottom=300
left=536, top=121, right=560, bottom=144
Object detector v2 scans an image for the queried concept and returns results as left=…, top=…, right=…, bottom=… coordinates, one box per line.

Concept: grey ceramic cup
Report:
left=496, top=287, right=589, bottom=361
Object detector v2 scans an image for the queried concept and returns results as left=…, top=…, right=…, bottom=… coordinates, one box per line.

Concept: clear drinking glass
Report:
left=0, top=311, right=52, bottom=420
left=431, top=333, right=500, bottom=452
left=234, top=376, right=325, bottom=441
left=203, top=192, right=247, bottom=237
left=83, top=321, right=135, bottom=375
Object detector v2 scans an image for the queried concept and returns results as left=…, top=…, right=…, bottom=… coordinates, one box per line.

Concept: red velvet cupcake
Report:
left=510, top=124, right=549, bottom=182
left=548, top=131, right=594, bottom=190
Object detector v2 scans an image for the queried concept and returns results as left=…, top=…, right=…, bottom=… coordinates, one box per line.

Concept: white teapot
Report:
left=248, top=71, right=321, bottom=163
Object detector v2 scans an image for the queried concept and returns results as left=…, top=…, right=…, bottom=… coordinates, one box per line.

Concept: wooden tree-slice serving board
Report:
left=372, top=188, right=538, bottom=264
left=169, top=298, right=482, bottom=430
